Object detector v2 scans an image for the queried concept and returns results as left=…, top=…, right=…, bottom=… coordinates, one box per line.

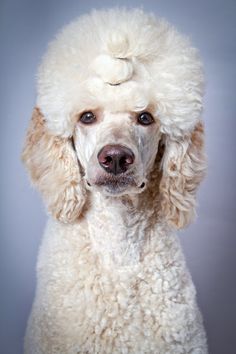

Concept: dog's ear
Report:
left=22, top=107, right=87, bottom=223
left=159, top=121, right=206, bottom=229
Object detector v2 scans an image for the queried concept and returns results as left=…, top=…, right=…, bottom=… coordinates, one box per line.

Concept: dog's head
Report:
left=22, top=9, right=206, bottom=228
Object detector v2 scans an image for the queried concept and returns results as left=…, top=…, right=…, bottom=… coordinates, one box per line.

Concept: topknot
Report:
left=107, top=31, right=130, bottom=59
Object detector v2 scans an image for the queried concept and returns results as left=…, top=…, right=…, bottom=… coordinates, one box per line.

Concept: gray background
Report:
left=0, top=0, right=235, bottom=353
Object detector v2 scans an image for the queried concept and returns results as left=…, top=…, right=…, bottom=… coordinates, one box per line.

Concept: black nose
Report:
left=97, top=144, right=135, bottom=175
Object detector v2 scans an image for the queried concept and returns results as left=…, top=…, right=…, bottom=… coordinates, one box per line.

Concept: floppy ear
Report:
left=159, top=121, right=206, bottom=229
left=22, top=107, right=87, bottom=223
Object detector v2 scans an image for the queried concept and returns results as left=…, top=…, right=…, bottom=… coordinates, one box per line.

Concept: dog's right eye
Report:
left=79, top=112, right=96, bottom=124
left=137, top=112, right=154, bottom=126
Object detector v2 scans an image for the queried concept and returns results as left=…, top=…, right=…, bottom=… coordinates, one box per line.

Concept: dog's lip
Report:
left=86, top=174, right=146, bottom=193
left=90, top=173, right=136, bottom=188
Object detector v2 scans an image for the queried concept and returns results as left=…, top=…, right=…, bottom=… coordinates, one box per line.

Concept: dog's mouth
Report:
left=87, top=174, right=145, bottom=196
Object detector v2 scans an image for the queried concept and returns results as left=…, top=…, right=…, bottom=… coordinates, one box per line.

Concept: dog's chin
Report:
left=102, top=184, right=141, bottom=197
left=102, top=185, right=133, bottom=197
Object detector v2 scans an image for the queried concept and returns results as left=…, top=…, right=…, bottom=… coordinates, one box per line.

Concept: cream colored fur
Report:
left=22, top=8, right=207, bottom=354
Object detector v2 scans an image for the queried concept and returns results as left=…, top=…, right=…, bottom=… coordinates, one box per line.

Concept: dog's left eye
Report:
left=79, top=112, right=96, bottom=124
left=137, top=112, right=154, bottom=126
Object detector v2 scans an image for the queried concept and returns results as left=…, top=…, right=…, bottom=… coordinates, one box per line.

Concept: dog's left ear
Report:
left=22, top=107, right=87, bottom=223
left=159, top=121, right=206, bottom=229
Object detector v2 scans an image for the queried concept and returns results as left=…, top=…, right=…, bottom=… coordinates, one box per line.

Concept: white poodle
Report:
left=22, top=8, right=207, bottom=354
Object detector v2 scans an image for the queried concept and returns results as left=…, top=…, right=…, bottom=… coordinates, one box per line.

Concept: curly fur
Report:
left=22, top=108, right=86, bottom=222
left=22, top=8, right=207, bottom=354
left=160, top=122, right=206, bottom=228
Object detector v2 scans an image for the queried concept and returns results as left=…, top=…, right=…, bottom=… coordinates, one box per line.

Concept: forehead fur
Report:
left=37, top=8, right=204, bottom=137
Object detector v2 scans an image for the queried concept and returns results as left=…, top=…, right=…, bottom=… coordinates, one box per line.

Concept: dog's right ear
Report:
left=22, top=107, right=87, bottom=223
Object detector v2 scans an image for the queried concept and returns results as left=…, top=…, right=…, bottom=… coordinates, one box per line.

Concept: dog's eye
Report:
left=137, top=112, right=154, bottom=126
left=79, top=112, right=96, bottom=124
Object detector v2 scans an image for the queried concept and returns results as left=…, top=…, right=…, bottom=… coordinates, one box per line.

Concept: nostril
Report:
left=120, top=156, right=127, bottom=165
left=119, top=155, right=134, bottom=168
left=105, top=156, right=113, bottom=163
left=98, top=154, right=112, bottom=167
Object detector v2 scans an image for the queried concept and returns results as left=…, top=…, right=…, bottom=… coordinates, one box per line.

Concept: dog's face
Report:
left=22, top=9, right=206, bottom=227
left=73, top=108, right=161, bottom=196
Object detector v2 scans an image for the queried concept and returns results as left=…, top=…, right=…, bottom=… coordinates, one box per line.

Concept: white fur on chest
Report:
left=26, top=198, right=207, bottom=354
left=26, top=208, right=205, bottom=354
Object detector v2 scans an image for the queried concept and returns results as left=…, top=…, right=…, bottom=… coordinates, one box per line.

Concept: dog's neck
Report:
left=85, top=182, right=161, bottom=268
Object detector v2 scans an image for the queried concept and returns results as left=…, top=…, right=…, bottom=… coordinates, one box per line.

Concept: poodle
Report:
left=22, top=8, right=207, bottom=354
